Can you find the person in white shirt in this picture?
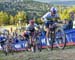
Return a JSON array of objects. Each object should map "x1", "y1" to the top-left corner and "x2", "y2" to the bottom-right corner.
[{"x1": 41, "y1": 7, "x2": 60, "y2": 50}]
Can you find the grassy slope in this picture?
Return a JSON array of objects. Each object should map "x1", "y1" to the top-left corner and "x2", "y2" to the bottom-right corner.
[{"x1": 0, "y1": 46, "x2": 75, "y2": 60}]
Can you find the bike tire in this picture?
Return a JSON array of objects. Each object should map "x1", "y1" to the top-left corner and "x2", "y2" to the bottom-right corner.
[
  {"x1": 50, "y1": 30, "x2": 55, "y2": 50},
  {"x1": 55, "y1": 27, "x2": 66, "y2": 49}
]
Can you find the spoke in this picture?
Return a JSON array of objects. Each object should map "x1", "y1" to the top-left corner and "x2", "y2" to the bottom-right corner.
[{"x1": 55, "y1": 28, "x2": 66, "y2": 49}]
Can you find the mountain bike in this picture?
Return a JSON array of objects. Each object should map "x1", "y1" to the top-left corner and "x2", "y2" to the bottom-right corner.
[{"x1": 47, "y1": 21, "x2": 66, "y2": 50}]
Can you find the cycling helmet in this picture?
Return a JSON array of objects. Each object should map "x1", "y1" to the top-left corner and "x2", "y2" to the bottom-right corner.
[
  {"x1": 50, "y1": 7, "x2": 57, "y2": 14},
  {"x1": 29, "y1": 20, "x2": 34, "y2": 25}
]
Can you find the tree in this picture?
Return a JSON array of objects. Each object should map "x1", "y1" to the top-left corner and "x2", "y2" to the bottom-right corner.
[
  {"x1": 14, "y1": 11, "x2": 27, "y2": 25},
  {"x1": 0, "y1": 11, "x2": 9, "y2": 25},
  {"x1": 59, "y1": 8, "x2": 70, "y2": 20},
  {"x1": 36, "y1": 18, "x2": 43, "y2": 24},
  {"x1": 9, "y1": 15, "x2": 15, "y2": 25}
]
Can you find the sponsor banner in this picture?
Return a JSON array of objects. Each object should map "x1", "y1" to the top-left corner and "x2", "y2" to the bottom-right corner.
[{"x1": 0, "y1": 29, "x2": 75, "y2": 51}]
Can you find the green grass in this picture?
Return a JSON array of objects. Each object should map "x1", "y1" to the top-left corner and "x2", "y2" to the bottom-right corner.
[
  {"x1": 0, "y1": 46, "x2": 75, "y2": 60},
  {"x1": 0, "y1": 50, "x2": 50, "y2": 60}
]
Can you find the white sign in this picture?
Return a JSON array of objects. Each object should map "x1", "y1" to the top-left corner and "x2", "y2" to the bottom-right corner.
[{"x1": 15, "y1": 44, "x2": 21, "y2": 48}]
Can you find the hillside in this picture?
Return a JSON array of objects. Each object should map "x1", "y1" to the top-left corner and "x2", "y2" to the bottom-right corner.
[
  {"x1": 51, "y1": 1, "x2": 75, "y2": 6},
  {"x1": 34, "y1": 0, "x2": 75, "y2": 6},
  {"x1": 0, "y1": 0, "x2": 50, "y2": 17}
]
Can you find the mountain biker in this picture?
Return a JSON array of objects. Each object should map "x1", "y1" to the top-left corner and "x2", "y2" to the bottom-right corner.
[
  {"x1": 25, "y1": 20, "x2": 38, "y2": 52},
  {"x1": 41, "y1": 7, "x2": 60, "y2": 50}
]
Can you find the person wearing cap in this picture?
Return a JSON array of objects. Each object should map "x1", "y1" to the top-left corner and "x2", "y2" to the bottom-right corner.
[{"x1": 41, "y1": 7, "x2": 60, "y2": 50}]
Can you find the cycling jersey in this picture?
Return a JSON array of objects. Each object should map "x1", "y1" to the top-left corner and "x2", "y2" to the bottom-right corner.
[
  {"x1": 25, "y1": 23, "x2": 38, "y2": 37},
  {"x1": 42, "y1": 12, "x2": 59, "y2": 22},
  {"x1": 42, "y1": 12, "x2": 59, "y2": 28},
  {"x1": 26, "y1": 23, "x2": 38, "y2": 32}
]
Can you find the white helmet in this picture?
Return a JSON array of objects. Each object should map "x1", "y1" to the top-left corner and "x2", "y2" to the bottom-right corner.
[{"x1": 50, "y1": 7, "x2": 57, "y2": 14}]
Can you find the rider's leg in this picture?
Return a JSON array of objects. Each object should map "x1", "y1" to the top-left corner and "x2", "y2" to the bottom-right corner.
[
  {"x1": 29, "y1": 35, "x2": 34, "y2": 52},
  {"x1": 46, "y1": 28, "x2": 49, "y2": 40},
  {"x1": 24, "y1": 34, "x2": 29, "y2": 51},
  {"x1": 30, "y1": 32, "x2": 36, "y2": 52},
  {"x1": 9, "y1": 44, "x2": 14, "y2": 55},
  {"x1": 29, "y1": 36, "x2": 32, "y2": 49},
  {"x1": 45, "y1": 22, "x2": 50, "y2": 50},
  {"x1": 46, "y1": 28, "x2": 50, "y2": 50},
  {"x1": 4, "y1": 44, "x2": 8, "y2": 56}
]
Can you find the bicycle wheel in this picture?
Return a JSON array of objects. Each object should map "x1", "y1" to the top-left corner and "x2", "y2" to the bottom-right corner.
[
  {"x1": 36, "y1": 36, "x2": 42, "y2": 52},
  {"x1": 49, "y1": 30, "x2": 55, "y2": 50},
  {"x1": 3, "y1": 44, "x2": 8, "y2": 56},
  {"x1": 55, "y1": 27, "x2": 66, "y2": 49},
  {"x1": 31, "y1": 39, "x2": 36, "y2": 52}
]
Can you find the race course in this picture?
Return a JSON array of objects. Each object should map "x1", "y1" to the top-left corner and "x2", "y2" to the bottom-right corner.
[{"x1": 0, "y1": 46, "x2": 75, "y2": 60}]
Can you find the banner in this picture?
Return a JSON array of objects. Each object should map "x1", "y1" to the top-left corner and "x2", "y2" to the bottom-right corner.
[{"x1": 0, "y1": 29, "x2": 75, "y2": 51}]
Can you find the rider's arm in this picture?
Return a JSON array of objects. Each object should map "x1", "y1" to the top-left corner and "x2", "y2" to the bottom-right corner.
[
  {"x1": 34, "y1": 24, "x2": 39, "y2": 31},
  {"x1": 26, "y1": 24, "x2": 30, "y2": 32},
  {"x1": 41, "y1": 12, "x2": 50, "y2": 22}
]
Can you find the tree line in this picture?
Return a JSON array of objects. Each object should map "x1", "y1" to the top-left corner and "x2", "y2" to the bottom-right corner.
[{"x1": 0, "y1": 1, "x2": 75, "y2": 26}]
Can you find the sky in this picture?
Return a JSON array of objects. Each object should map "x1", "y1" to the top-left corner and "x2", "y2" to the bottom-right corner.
[{"x1": 34, "y1": 0, "x2": 75, "y2": 3}]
